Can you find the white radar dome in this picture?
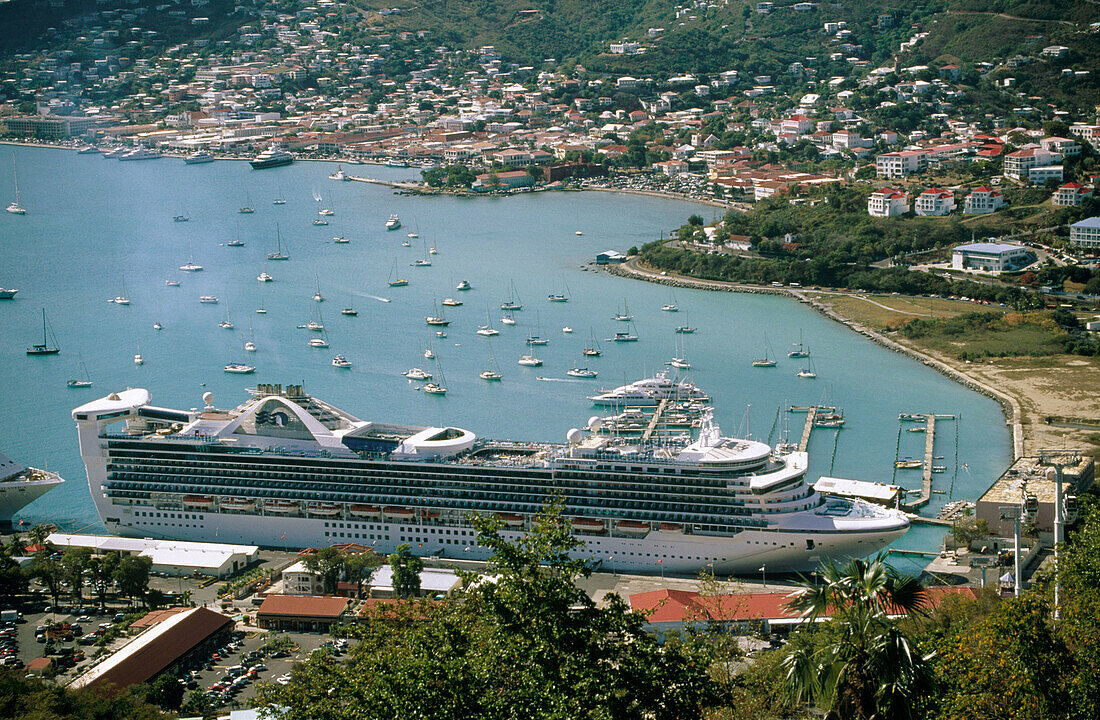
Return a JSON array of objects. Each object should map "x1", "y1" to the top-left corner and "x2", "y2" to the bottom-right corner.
[
  {"x1": 587, "y1": 416, "x2": 603, "y2": 431},
  {"x1": 202, "y1": 391, "x2": 214, "y2": 405},
  {"x1": 567, "y1": 428, "x2": 583, "y2": 444}
]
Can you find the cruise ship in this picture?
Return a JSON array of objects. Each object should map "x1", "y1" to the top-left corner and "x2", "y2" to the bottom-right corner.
[
  {"x1": 73, "y1": 384, "x2": 908, "y2": 575},
  {"x1": 250, "y1": 148, "x2": 294, "y2": 170},
  {"x1": 588, "y1": 371, "x2": 710, "y2": 407},
  {"x1": 0, "y1": 451, "x2": 64, "y2": 530}
]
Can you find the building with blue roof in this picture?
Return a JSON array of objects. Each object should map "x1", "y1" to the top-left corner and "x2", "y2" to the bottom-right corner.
[
  {"x1": 1069, "y1": 217, "x2": 1100, "y2": 250},
  {"x1": 952, "y1": 241, "x2": 1032, "y2": 273}
]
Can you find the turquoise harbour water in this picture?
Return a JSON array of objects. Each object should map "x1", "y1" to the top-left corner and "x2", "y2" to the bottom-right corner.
[{"x1": 0, "y1": 145, "x2": 1011, "y2": 574}]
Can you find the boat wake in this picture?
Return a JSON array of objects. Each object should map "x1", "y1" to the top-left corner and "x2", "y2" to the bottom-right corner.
[
  {"x1": 536, "y1": 376, "x2": 586, "y2": 383},
  {"x1": 354, "y1": 291, "x2": 391, "y2": 303}
]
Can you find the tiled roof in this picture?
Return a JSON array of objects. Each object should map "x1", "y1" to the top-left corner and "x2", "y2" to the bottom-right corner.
[{"x1": 256, "y1": 594, "x2": 349, "y2": 618}]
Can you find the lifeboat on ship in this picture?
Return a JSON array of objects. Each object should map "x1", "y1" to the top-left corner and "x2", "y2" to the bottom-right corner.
[
  {"x1": 421, "y1": 509, "x2": 441, "y2": 519},
  {"x1": 220, "y1": 497, "x2": 255, "y2": 512},
  {"x1": 349, "y1": 505, "x2": 382, "y2": 519},
  {"x1": 658, "y1": 523, "x2": 682, "y2": 532},
  {"x1": 183, "y1": 495, "x2": 215, "y2": 509},
  {"x1": 615, "y1": 520, "x2": 651, "y2": 535},
  {"x1": 383, "y1": 506, "x2": 415, "y2": 521},
  {"x1": 495, "y1": 513, "x2": 525, "y2": 528},
  {"x1": 307, "y1": 502, "x2": 342, "y2": 517},
  {"x1": 571, "y1": 517, "x2": 606, "y2": 533},
  {"x1": 263, "y1": 499, "x2": 300, "y2": 514}
]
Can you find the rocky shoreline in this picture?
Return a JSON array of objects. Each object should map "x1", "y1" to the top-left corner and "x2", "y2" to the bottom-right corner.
[{"x1": 610, "y1": 258, "x2": 1025, "y2": 459}]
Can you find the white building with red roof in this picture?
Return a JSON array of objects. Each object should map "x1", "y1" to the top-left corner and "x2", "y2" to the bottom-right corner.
[
  {"x1": 1003, "y1": 146, "x2": 1061, "y2": 183},
  {"x1": 867, "y1": 187, "x2": 909, "y2": 217},
  {"x1": 964, "y1": 186, "x2": 1006, "y2": 214},
  {"x1": 875, "y1": 150, "x2": 927, "y2": 178},
  {"x1": 780, "y1": 114, "x2": 814, "y2": 135},
  {"x1": 914, "y1": 188, "x2": 956, "y2": 216},
  {"x1": 1052, "y1": 182, "x2": 1094, "y2": 207}
]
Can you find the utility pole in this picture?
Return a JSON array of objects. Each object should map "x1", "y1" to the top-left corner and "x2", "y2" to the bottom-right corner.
[
  {"x1": 999, "y1": 506, "x2": 1022, "y2": 597},
  {"x1": 1038, "y1": 448, "x2": 1081, "y2": 621}
]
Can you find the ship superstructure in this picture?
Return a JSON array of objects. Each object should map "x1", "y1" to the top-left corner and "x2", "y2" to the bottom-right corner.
[{"x1": 73, "y1": 384, "x2": 908, "y2": 574}]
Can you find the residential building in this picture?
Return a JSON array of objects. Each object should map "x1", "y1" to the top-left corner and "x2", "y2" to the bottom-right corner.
[
  {"x1": 1003, "y1": 147, "x2": 1062, "y2": 182},
  {"x1": 1040, "y1": 137, "x2": 1080, "y2": 157},
  {"x1": 875, "y1": 150, "x2": 926, "y2": 178},
  {"x1": 867, "y1": 187, "x2": 909, "y2": 217},
  {"x1": 963, "y1": 186, "x2": 1006, "y2": 214},
  {"x1": 952, "y1": 242, "x2": 1031, "y2": 273},
  {"x1": 1052, "y1": 182, "x2": 1093, "y2": 207},
  {"x1": 1069, "y1": 217, "x2": 1100, "y2": 250},
  {"x1": 914, "y1": 188, "x2": 956, "y2": 216}
]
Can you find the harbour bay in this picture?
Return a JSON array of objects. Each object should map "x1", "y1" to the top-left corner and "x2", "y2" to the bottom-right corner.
[{"x1": 0, "y1": 145, "x2": 1011, "y2": 573}]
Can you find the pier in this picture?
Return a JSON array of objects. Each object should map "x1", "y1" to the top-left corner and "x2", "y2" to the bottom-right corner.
[
  {"x1": 798, "y1": 407, "x2": 817, "y2": 452},
  {"x1": 641, "y1": 399, "x2": 669, "y2": 442},
  {"x1": 900, "y1": 414, "x2": 956, "y2": 512}
]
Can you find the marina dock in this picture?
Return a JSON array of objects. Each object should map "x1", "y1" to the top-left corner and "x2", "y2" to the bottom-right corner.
[
  {"x1": 641, "y1": 399, "x2": 669, "y2": 442},
  {"x1": 900, "y1": 414, "x2": 955, "y2": 511},
  {"x1": 798, "y1": 407, "x2": 816, "y2": 451}
]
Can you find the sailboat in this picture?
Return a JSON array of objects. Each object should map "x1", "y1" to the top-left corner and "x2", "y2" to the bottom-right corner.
[
  {"x1": 238, "y1": 193, "x2": 255, "y2": 214},
  {"x1": 612, "y1": 299, "x2": 634, "y2": 321},
  {"x1": 788, "y1": 330, "x2": 810, "y2": 359},
  {"x1": 425, "y1": 299, "x2": 450, "y2": 327},
  {"x1": 318, "y1": 193, "x2": 334, "y2": 216},
  {"x1": 308, "y1": 314, "x2": 330, "y2": 348},
  {"x1": 582, "y1": 329, "x2": 602, "y2": 357},
  {"x1": 272, "y1": 187, "x2": 287, "y2": 205},
  {"x1": 244, "y1": 322, "x2": 257, "y2": 352},
  {"x1": 67, "y1": 354, "x2": 93, "y2": 388},
  {"x1": 752, "y1": 335, "x2": 777, "y2": 367},
  {"x1": 312, "y1": 279, "x2": 324, "y2": 303},
  {"x1": 388, "y1": 258, "x2": 409, "y2": 287},
  {"x1": 423, "y1": 334, "x2": 435, "y2": 359},
  {"x1": 668, "y1": 335, "x2": 691, "y2": 369},
  {"x1": 796, "y1": 356, "x2": 817, "y2": 379},
  {"x1": 500, "y1": 280, "x2": 522, "y2": 311},
  {"x1": 661, "y1": 291, "x2": 679, "y2": 312},
  {"x1": 547, "y1": 276, "x2": 569, "y2": 303},
  {"x1": 219, "y1": 302, "x2": 235, "y2": 329},
  {"x1": 477, "y1": 306, "x2": 500, "y2": 336},
  {"x1": 179, "y1": 241, "x2": 203, "y2": 272},
  {"x1": 526, "y1": 311, "x2": 548, "y2": 346},
  {"x1": 422, "y1": 362, "x2": 447, "y2": 394},
  {"x1": 26, "y1": 309, "x2": 60, "y2": 355},
  {"x1": 133, "y1": 337, "x2": 144, "y2": 365},
  {"x1": 6, "y1": 155, "x2": 26, "y2": 214},
  {"x1": 110, "y1": 276, "x2": 131, "y2": 305},
  {"x1": 153, "y1": 301, "x2": 162, "y2": 330},
  {"x1": 607, "y1": 322, "x2": 639, "y2": 342},
  {"x1": 267, "y1": 224, "x2": 290, "y2": 260},
  {"x1": 479, "y1": 341, "x2": 503, "y2": 381},
  {"x1": 567, "y1": 353, "x2": 598, "y2": 378},
  {"x1": 674, "y1": 311, "x2": 696, "y2": 334},
  {"x1": 411, "y1": 240, "x2": 432, "y2": 267},
  {"x1": 500, "y1": 312, "x2": 516, "y2": 326}
]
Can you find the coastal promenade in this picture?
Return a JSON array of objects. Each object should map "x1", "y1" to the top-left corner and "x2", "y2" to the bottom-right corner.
[{"x1": 610, "y1": 258, "x2": 1025, "y2": 460}]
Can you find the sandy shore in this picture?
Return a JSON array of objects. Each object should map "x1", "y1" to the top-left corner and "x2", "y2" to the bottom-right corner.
[{"x1": 608, "y1": 258, "x2": 1045, "y2": 459}]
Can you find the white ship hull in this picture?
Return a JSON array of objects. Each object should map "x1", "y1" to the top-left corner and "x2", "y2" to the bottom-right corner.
[
  {"x1": 0, "y1": 470, "x2": 64, "y2": 529},
  {"x1": 91, "y1": 501, "x2": 903, "y2": 574}
]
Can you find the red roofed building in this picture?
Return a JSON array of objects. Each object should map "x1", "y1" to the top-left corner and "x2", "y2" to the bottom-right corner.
[
  {"x1": 868, "y1": 187, "x2": 909, "y2": 217},
  {"x1": 780, "y1": 115, "x2": 814, "y2": 135},
  {"x1": 876, "y1": 150, "x2": 927, "y2": 178},
  {"x1": 1052, "y1": 182, "x2": 1094, "y2": 207},
  {"x1": 914, "y1": 187, "x2": 957, "y2": 216},
  {"x1": 256, "y1": 594, "x2": 350, "y2": 632},
  {"x1": 630, "y1": 586, "x2": 980, "y2": 636},
  {"x1": 964, "y1": 186, "x2": 1006, "y2": 214}
]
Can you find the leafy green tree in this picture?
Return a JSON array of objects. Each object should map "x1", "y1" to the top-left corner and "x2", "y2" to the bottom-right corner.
[
  {"x1": 30, "y1": 554, "x2": 65, "y2": 610},
  {"x1": 89, "y1": 552, "x2": 119, "y2": 612},
  {"x1": 0, "y1": 555, "x2": 27, "y2": 605},
  {"x1": 27, "y1": 523, "x2": 51, "y2": 548},
  {"x1": 344, "y1": 551, "x2": 382, "y2": 598},
  {"x1": 0, "y1": 670, "x2": 167, "y2": 719},
  {"x1": 257, "y1": 503, "x2": 714, "y2": 719},
  {"x1": 61, "y1": 547, "x2": 94, "y2": 602},
  {"x1": 134, "y1": 673, "x2": 185, "y2": 711},
  {"x1": 782, "y1": 554, "x2": 931, "y2": 719},
  {"x1": 114, "y1": 555, "x2": 152, "y2": 606},
  {"x1": 387, "y1": 543, "x2": 422, "y2": 599},
  {"x1": 303, "y1": 547, "x2": 347, "y2": 595},
  {"x1": 934, "y1": 593, "x2": 1074, "y2": 720}
]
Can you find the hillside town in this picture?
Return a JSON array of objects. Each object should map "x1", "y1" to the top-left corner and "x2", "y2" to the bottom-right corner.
[{"x1": 4, "y1": 2, "x2": 1100, "y2": 720}]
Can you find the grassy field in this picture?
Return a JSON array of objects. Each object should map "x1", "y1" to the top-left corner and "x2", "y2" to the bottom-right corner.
[{"x1": 806, "y1": 291, "x2": 1100, "y2": 456}]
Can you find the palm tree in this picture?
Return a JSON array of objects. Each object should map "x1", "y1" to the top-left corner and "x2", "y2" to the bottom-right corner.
[{"x1": 781, "y1": 553, "x2": 932, "y2": 720}]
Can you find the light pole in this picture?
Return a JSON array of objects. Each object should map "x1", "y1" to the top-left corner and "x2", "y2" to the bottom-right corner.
[
  {"x1": 999, "y1": 506, "x2": 1022, "y2": 597},
  {"x1": 1038, "y1": 448, "x2": 1080, "y2": 621},
  {"x1": 760, "y1": 563, "x2": 766, "y2": 589}
]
